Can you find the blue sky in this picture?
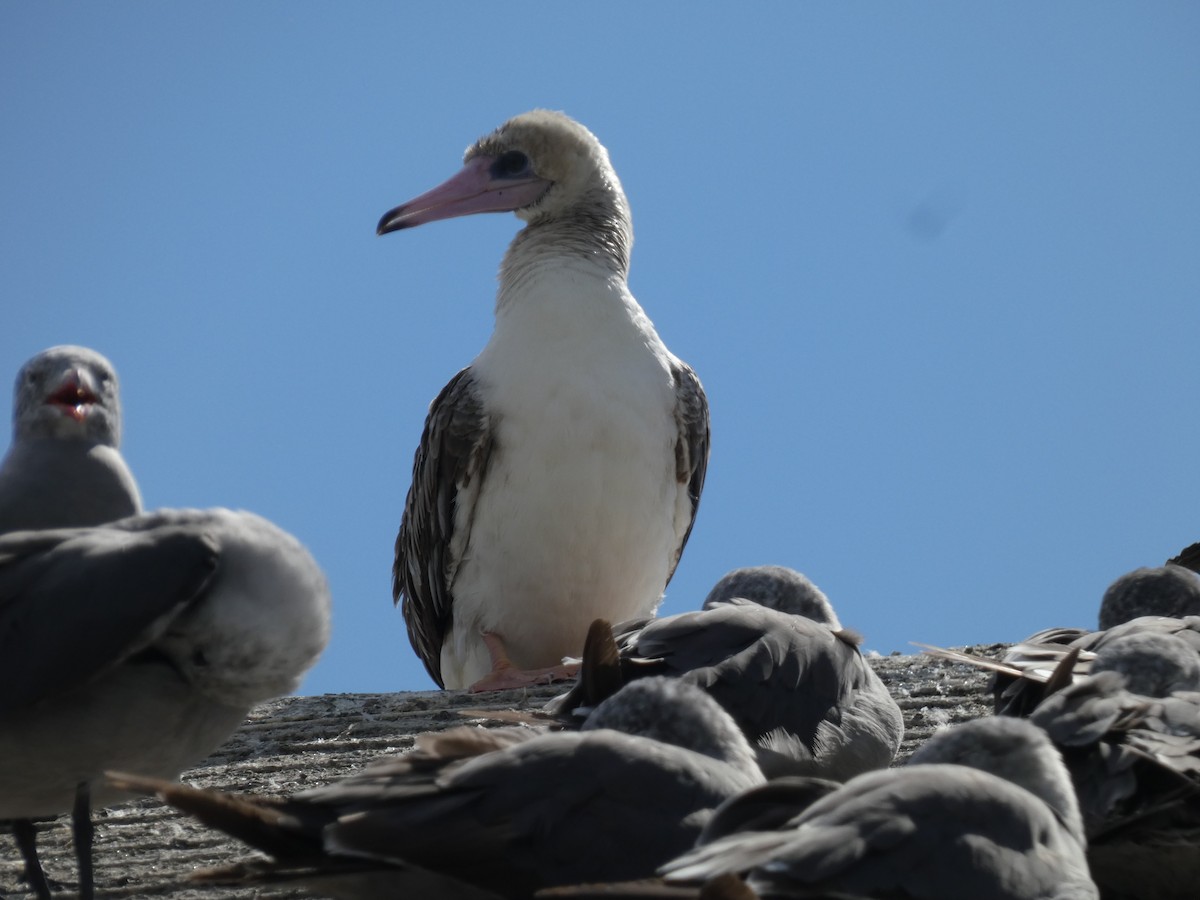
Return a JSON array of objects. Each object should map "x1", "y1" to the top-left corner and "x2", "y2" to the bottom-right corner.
[{"x1": 3, "y1": 4, "x2": 1198, "y2": 694}]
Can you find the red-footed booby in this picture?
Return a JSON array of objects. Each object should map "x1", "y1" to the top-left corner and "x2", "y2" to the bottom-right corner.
[{"x1": 379, "y1": 110, "x2": 709, "y2": 691}]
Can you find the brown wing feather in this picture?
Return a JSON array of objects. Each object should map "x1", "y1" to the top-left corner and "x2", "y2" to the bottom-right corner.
[
  {"x1": 1168, "y1": 542, "x2": 1200, "y2": 574},
  {"x1": 668, "y1": 360, "x2": 709, "y2": 583},
  {"x1": 394, "y1": 368, "x2": 493, "y2": 688}
]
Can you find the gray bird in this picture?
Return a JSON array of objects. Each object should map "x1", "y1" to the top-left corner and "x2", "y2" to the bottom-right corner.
[
  {"x1": 548, "y1": 566, "x2": 903, "y2": 781},
  {"x1": 922, "y1": 563, "x2": 1200, "y2": 716},
  {"x1": 985, "y1": 612, "x2": 1200, "y2": 717},
  {"x1": 1098, "y1": 564, "x2": 1200, "y2": 631},
  {"x1": 0, "y1": 508, "x2": 331, "y2": 899},
  {"x1": 1086, "y1": 629, "x2": 1200, "y2": 697},
  {"x1": 0, "y1": 345, "x2": 141, "y2": 534},
  {"x1": 1028, "y1": 631, "x2": 1200, "y2": 900},
  {"x1": 382, "y1": 110, "x2": 709, "y2": 692},
  {"x1": 2, "y1": 344, "x2": 146, "y2": 895},
  {"x1": 113, "y1": 677, "x2": 762, "y2": 899},
  {"x1": 660, "y1": 716, "x2": 1097, "y2": 900}
]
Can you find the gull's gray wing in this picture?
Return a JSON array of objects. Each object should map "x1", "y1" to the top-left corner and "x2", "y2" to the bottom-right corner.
[
  {"x1": 638, "y1": 603, "x2": 900, "y2": 778},
  {"x1": 631, "y1": 604, "x2": 860, "y2": 742},
  {"x1": 665, "y1": 765, "x2": 1097, "y2": 899},
  {"x1": 1029, "y1": 672, "x2": 1200, "y2": 898},
  {"x1": 0, "y1": 522, "x2": 218, "y2": 714},
  {"x1": 324, "y1": 729, "x2": 752, "y2": 893},
  {"x1": 123, "y1": 728, "x2": 755, "y2": 897},
  {"x1": 550, "y1": 603, "x2": 900, "y2": 780},
  {"x1": 393, "y1": 368, "x2": 493, "y2": 688},
  {"x1": 696, "y1": 776, "x2": 843, "y2": 845}
]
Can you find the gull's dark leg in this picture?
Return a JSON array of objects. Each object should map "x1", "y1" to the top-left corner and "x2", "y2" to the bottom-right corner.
[
  {"x1": 71, "y1": 782, "x2": 95, "y2": 900},
  {"x1": 12, "y1": 819, "x2": 53, "y2": 900}
]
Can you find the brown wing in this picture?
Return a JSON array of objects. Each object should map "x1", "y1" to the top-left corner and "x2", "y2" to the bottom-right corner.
[
  {"x1": 1168, "y1": 542, "x2": 1200, "y2": 574},
  {"x1": 393, "y1": 368, "x2": 494, "y2": 688},
  {"x1": 668, "y1": 359, "x2": 710, "y2": 583}
]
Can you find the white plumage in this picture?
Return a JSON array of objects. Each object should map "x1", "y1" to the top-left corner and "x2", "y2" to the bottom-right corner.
[{"x1": 382, "y1": 110, "x2": 708, "y2": 691}]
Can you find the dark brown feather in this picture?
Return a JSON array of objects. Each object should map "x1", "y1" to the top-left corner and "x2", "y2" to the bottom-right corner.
[
  {"x1": 668, "y1": 360, "x2": 709, "y2": 583},
  {"x1": 393, "y1": 368, "x2": 493, "y2": 687}
]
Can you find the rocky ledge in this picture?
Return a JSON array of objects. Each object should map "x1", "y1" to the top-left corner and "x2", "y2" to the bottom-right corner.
[{"x1": 0, "y1": 648, "x2": 998, "y2": 899}]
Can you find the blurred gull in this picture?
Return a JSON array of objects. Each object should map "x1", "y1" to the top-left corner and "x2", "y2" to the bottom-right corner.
[
  {"x1": 0, "y1": 346, "x2": 141, "y2": 534},
  {"x1": 112, "y1": 678, "x2": 762, "y2": 898},
  {"x1": 381, "y1": 110, "x2": 709, "y2": 692},
  {"x1": 0, "y1": 509, "x2": 331, "y2": 899},
  {"x1": 2, "y1": 344, "x2": 145, "y2": 895},
  {"x1": 0, "y1": 345, "x2": 332, "y2": 898},
  {"x1": 549, "y1": 565, "x2": 903, "y2": 781}
]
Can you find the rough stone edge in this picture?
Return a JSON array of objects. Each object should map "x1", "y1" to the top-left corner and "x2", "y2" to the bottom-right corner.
[{"x1": 1, "y1": 647, "x2": 1000, "y2": 899}]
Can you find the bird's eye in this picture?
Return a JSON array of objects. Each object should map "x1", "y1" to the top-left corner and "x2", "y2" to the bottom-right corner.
[{"x1": 492, "y1": 150, "x2": 530, "y2": 178}]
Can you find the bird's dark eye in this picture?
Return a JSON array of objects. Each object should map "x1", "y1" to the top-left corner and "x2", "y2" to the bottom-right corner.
[{"x1": 492, "y1": 150, "x2": 530, "y2": 178}]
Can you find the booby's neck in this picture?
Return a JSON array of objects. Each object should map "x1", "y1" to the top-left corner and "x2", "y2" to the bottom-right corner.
[
  {"x1": 479, "y1": 206, "x2": 667, "y2": 394},
  {"x1": 496, "y1": 186, "x2": 633, "y2": 315}
]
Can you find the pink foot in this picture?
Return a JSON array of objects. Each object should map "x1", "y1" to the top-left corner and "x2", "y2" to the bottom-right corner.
[
  {"x1": 467, "y1": 632, "x2": 581, "y2": 693},
  {"x1": 468, "y1": 661, "x2": 581, "y2": 693}
]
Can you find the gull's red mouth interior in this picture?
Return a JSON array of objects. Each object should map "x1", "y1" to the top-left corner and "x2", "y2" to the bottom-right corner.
[{"x1": 46, "y1": 378, "x2": 99, "y2": 422}]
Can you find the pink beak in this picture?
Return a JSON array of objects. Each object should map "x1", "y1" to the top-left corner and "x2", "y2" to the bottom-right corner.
[{"x1": 377, "y1": 155, "x2": 551, "y2": 234}]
